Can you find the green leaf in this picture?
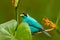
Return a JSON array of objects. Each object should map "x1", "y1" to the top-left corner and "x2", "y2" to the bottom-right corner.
[
  {"x1": 0, "y1": 19, "x2": 17, "y2": 40},
  {"x1": 0, "y1": 20, "x2": 32, "y2": 40},
  {"x1": 14, "y1": 0, "x2": 19, "y2": 7},
  {"x1": 0, "y1": 19, "x2": 17, "y2": 34},
  {"x1": 15, "y1": 22, "x2": 32, "y2": 40}
]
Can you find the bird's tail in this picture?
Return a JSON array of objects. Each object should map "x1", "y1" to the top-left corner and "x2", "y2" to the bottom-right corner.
[{"x1": 42, "y1": 31, "x2": 51, "y2": 37}]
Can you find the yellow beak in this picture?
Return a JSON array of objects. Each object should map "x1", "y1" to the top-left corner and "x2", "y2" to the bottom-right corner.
[{"x1": 20, "y1": 14, "x2": 24, "y2": 16}]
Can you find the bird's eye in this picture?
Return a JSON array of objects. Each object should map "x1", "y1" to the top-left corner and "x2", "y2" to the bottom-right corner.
[
  {"x1": 22, "y1": 13, "x2": 27, "y2": 17},
  {"x1": 23, "y1": 13, "x2": 25, "y2": 14}
]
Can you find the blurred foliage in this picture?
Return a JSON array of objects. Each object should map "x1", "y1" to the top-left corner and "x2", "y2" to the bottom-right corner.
[
  {"x1": 0, "y1": 0, "x2": 60, "y2": 40},
  {"x1": 0, "y1": 20, "x2": 17, "y2": 40},
  {"x1": 16, "y1": 22, "x2": 31, "y2": 40},
  {"x1": 0, "y1": 20, "x2": 31, "y2": 40},
  {"x1": 0, "y1": 0, "x2": 14, "y2": 24}
]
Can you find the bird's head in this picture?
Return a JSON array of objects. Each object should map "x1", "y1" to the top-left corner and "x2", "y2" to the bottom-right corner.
[{"x1": 20, "y1": 12, "x2": 28, "y2": 17}]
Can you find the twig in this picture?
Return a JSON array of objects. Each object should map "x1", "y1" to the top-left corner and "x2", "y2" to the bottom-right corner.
[{"x1": 34, "y1": 28, "x2": 54, "y2": 34}]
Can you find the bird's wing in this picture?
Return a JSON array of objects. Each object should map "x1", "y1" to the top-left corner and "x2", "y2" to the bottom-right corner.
[{"x1": 27, "y1": 17, "x2": 43, "y2": 29}]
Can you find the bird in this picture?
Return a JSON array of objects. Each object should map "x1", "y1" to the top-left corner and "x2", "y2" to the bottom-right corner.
[{"x1": 20, "y1": 12, "x2": 51, "y2": 37}]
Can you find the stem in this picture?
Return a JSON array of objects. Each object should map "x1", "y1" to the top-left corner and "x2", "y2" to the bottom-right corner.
[
  {"x1": 56, "y1": 13, "x2": 60, "y2": 29},
  {"x1": 13, "y1": 0, "x2": 20, "y2": 35}
]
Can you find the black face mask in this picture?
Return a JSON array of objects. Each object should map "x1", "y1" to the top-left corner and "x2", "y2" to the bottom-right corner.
[{"x1": 23, "y1": 13, "x2": 27, "y2": 17}]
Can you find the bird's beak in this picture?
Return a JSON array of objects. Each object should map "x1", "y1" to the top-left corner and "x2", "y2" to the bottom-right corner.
[{"x1": 20, "y1": 14, "x2": 24, "y2": 16}]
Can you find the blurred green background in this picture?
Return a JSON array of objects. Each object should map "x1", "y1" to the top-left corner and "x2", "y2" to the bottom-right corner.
[
  {"x1": 0, "y1": 0, "x2": 60, "y2": 40},
  {"x1": 0, "y1": 0, "x2": 14, "y2": 24}
]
